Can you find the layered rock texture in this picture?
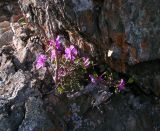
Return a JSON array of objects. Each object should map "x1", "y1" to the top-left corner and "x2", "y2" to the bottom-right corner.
[
  {"x1": 0, "y1": 0, "x2": 160, "y2": 131},
  {"x1": 18, "y1": 0, "x2": 160, "y2": 95},
  {"x1": 0, "y1": 0, "x2": 22, "y2": 47}
]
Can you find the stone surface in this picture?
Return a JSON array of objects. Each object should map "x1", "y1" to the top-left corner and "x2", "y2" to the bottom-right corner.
[
  {"x1": 42, "y1": 85, "x2": 160, "y2": 131},
  {"x1": 19, "y1": 97, "x2": 54, "y2": 131},
  {"x1": 0, "y1": 0, "x2": 22, "y2": 47},
  {"x1": 18, "y1": 0, "x2": 160, "y2": 68},
  {"x1": 0, "y1": 70, "x2": 54, "y2": 130},
  {"x1": 0, "y1": 0, "x2": 21, "y2": 21},
  {"x1": 0, "y1": 1, "x2": 160, "y2": 131},
  {"x1": 0, "y1": 30, "x2": 14, "y2": 47},
  {"x1": 0, "y1": 24, "x2": 55, "y2": 130}
]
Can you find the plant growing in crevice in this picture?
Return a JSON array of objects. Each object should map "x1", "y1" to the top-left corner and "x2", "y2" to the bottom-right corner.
[
  {"x1": 23, "y1": 1, "x2": 126, "y2": 96},
  {"x1": 35, "y1": 35, "x2": 126, "y2": 95},
  {"x1": 36, "y1": 35, "x2": 91, "y2": 93}
]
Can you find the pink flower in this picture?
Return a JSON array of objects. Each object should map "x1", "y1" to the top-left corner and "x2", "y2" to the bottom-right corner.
[
  {"x1": 83, "y1": 57, "x2": 90, "y2": 67},
  {"x1": 65, "y1": 45, "x2": 78, "y2": 61},
  {"x1": 118, "y1": 79, "x2": 125, "y2": 91},
  {"x1": 48, "y1": 36, "x2": 61, "y2": 49},
  {"x1": 36, "y1": 54, "x2": 47, "y2": 69}
]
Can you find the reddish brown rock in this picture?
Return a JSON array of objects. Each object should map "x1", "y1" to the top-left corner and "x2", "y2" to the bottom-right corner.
[{"x1": 18, "y1": 0, "x2": 160, "y2": 95}]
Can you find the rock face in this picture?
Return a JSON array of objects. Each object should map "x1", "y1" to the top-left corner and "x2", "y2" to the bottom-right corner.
[
  {"x1": 18, "y1": 0, "x2": 160, "y2": 95},
  {"x1": 0, "y1": 70, "x2": 54, "y2": 130},
  {"x1": 0, "y1": 0, "x2": 22, "y2": 47},
  {"x1": 0, "y1": 24, "x2": 54, "y2": 130},
  {"x1": 0, "y1": 1, "x2": 57, "y2": 129},
  {"x1": 0, "y1": 0, "x2": 21, "y2": 22},
  {"x1": 0, "y1": 0, "x2": 160, "y2": 131}
]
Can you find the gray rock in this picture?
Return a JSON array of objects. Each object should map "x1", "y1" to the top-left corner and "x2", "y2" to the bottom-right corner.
[
  {"x1": 0, "y1": 30, "x2": 14, "y2": 48},
  {"x1": 0, "y1": 69, "x2": 54, "y2": 130},
  {"x1": 0, "y1": 45, "x2": 15, "y2": 76},
  {"x1": 19, "y1": 97, "x2": 54, "y2": 131},
  {"x1": 0, "y1": 4, "x2": 55, "y2": 129}
]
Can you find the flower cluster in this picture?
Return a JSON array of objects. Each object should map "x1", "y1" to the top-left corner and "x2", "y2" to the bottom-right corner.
[
  {"x1": 36, "y1": 35, "x2": 125, "y2": 93},
  {"x1": 36, "y1": 36, "x2": 83, "y2": 68},
  {"x1": 36, "y1": 35, "x2": 92, "y2": 91}
]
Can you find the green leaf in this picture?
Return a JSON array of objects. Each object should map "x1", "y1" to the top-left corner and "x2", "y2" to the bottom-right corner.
[
  {"x1": 57, "y1": 86, "x2": 64, "y2": 94},
  {"x1": 18, "y1": 17, "x2": 27, "y2": 25},
  {"x1": 127, "y1": 77, "x2": 134, "y2": 84}
]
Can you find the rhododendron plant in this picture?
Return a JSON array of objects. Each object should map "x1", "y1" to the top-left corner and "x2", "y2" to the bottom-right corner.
[{"x1": 36, "y1": 35, "x2": 126, "y2": 94}]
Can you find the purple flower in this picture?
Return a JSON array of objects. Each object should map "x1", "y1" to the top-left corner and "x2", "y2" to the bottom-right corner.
[
  {"x1": 55, "y1": 35, "x2": 61, "y2": 49},
  {"x1": 83, "y1": 57, "x2": 90, "y2": 67},
  {"x1": 49, "y1": 40, "x2": 54, "y2": 46},
  {"x1": 51, "y1": 50, "x2": 56, "y2": 60},
  {"x1": 65, "y1": 45, "x2": 78, "y2": 61},
  {"x1": 118, "y1": 79, "x2": 125, "y2": 91},
  {"x1": 36, "y1": 54, "x2": 47, "y2": 69},
  {"x1": 48, "y1": 36, "x2": 61, "y2": 49},
  {"x1": 89, "y1": 74, "x2": 103, "y2": 83},
  {"x1": 89, "y1": 75, "x2": 96, "y2": 83}
]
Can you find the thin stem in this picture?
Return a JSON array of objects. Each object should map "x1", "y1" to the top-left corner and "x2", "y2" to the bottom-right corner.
[
  {"x1": 54, "y1": 48, "x2": 59, "y2": 86},
  {"x1": 46, "y1": 1, "x2": 59, "y2": 86}
]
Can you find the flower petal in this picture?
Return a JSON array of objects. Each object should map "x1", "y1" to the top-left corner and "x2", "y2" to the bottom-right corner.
[
  {"x1": 49, "y1": 40, "x2": 54, "y2": 46},
  {"x1": 89, "y1": 75, "x2": 96, "y2": 83},
  {"x1": 36, "y1": 54, "x2": 47, "y2": 69},
  {"x1": 118, "y1": 79, "x2": 125, "y2": 91},
  {"x1": 51, "y1": 50, "x2": 56, "y2": 60}
]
